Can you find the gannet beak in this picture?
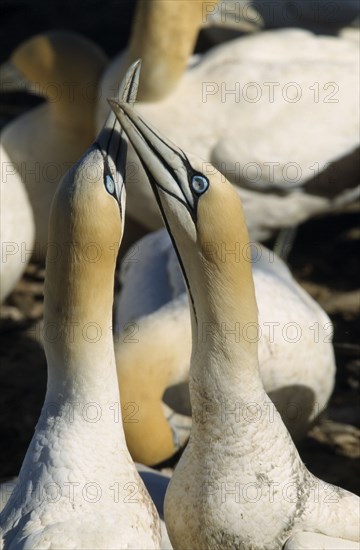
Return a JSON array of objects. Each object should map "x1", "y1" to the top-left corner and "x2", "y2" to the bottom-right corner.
[
  {"x1": 107, "y1": 100, "x2": 200, "y2": 223},
  {"x1": 108, "y1": 99, "x2": 207, "y2": 322},
  {"x1": 95, "y1": 60, "x2": 141, "y2": 214}
]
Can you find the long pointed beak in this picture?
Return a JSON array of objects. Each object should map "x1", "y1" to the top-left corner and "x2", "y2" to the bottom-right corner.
[
  {"x1": 107, "y1": 100, "x2": 198, "y2": 220},
  {"x1": 96, "y1": 61, "x2": 141, "y2": 206}
]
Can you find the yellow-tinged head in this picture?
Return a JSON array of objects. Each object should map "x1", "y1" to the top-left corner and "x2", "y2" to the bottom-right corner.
[
  {"x1": 45, "y1": 140, "x2": 124, "y2": 325},
  {"x1": 109, "y1": 100, "x2": 259, "y2": 361},
  {"x1": 10, "y1": 31, "x2": 107, "y2": 105}
]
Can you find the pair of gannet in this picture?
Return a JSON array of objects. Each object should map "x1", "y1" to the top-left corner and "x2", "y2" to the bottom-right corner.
[
  {"x1": 0, "y1": 63, "x2": 164, "y2": 549},
  {"x1": 0, "y1": 31, "x2": 108, "y2": 274},
  {"x1": 110, "y1": 99, "x2": 360, "y2": 550},
  {"x1": 114, "y1": 228, "x2": 336, "y2": 465},
  {"x1": 98, "y1": 1, "x2": 359, "y2": 238}
]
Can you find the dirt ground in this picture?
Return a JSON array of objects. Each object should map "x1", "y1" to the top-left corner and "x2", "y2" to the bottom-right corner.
[{"x1": 1, "y1": 208, "x2": 359, "y2": 494}]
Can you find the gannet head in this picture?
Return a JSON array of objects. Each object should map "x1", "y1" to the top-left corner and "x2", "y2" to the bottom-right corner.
[
  {"x1": 51, "y1": 62, "x2": 139, "y2": 240},
  {"x1": 8, "y1": 30, "x2": 107, "y2": 101},
  {"x1": 109, "y1": 100, "x2": 259, "y2": 360}
]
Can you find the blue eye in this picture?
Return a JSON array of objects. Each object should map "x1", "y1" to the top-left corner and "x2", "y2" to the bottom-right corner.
[
  {"x1": 105, "y1": 175, "x2": 115, "y2": 194},
  {"x1": 191, "y1": 175, "x2": 209, "y2": 195}
]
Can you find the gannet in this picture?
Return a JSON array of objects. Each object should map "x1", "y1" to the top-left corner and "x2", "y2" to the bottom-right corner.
[
  {"x1": 1, "y1": 31, "x2": 108, "y2": 262},
  {"x1": 109, "y1": 100, "x2": 360, "y2": 550},
  {"x1": 102, "y1": 24, "x2": 359, "y2": 240},
  {"x1": 0, "y1": 62, "x2": 161, "y2": 550},
  {"x1": 113, "y1": 226, "x2": 335, "y2": 464}
]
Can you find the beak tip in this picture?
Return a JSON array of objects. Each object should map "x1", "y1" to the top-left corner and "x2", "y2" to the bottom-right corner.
[
  {"x1": 107, "y1": 59, "x2": 142, "y2": 116},
  {"x1": 118, "y1": 58, "x2": 142, "y2": 104}
]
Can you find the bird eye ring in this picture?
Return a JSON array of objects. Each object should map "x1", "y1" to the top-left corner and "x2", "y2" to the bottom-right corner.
[
  {"x1": 191, "y1": 175, "x2": 209, "y2": 195},
  {"x1": 105, "y1": 175, "x2": 115, "y2": 195}
]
